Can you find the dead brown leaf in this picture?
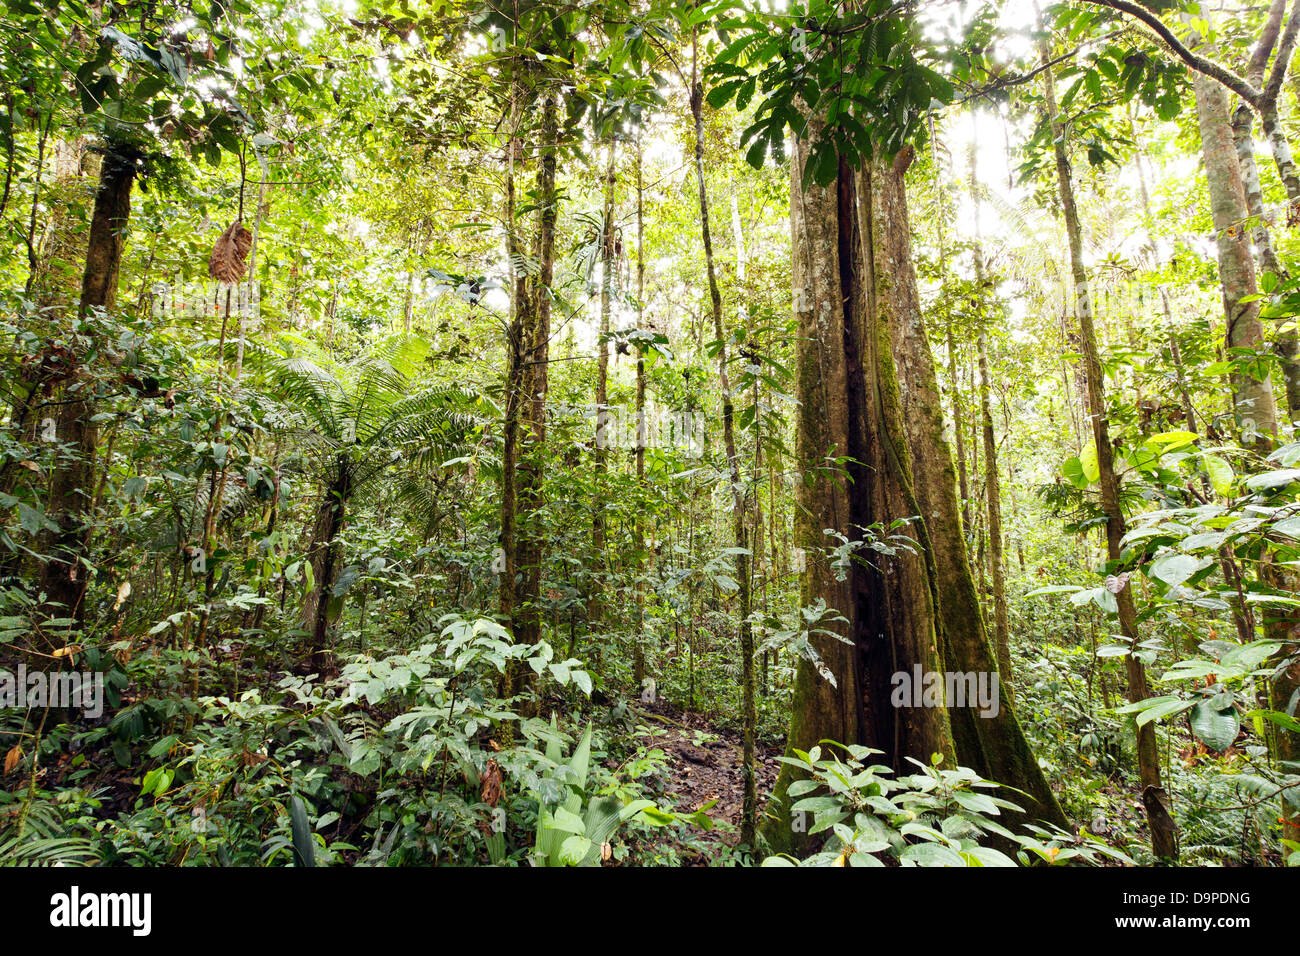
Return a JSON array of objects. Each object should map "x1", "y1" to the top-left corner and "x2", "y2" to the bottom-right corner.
[
  {"x1": 209, "y1": 220, "x2": 253, "y2": 283},
  {"x1": 480, "y1": 758, "x2": 502, "y2": 807}
]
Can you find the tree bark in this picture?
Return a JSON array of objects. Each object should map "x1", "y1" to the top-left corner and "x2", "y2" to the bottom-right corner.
[
  {"x1": 38, "y1": 142, "x2": 136, "y2": 632},
  {"x1": 874, "y1": 147, "x2": 1065, "y2": 829},
  {"x1": 513, "y1": 92, "x2": 558, "y2": 656},
  {"x1": 302, "y1": 458, "x2": 350, "y2": 674},
  {"x1": 1194, "y1": 72, "x2": 1281, "y2": 447},
  {"x1": 765, "y1": 118, "x2": 955, "y2": 851}
]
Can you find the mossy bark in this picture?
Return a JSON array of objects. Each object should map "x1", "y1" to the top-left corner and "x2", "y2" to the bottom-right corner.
[
  {"x1": 764, "y1": 124, "x2": 953, "y2": 854},
  {"x1": 872, "y1": 152, "x2": 1067, "y2": 829}
]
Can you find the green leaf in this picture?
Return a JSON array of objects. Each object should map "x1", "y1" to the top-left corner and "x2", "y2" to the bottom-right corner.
[
  {"x1": 1062, "y1": 456, "x2": 1088, "y2": 489},
  {"x1": 1202, "y1": 454, "x2": 1235, "y2": 496},
  {"x1": 1246, "y1": 468, "x2": 1300, "y2": 490},
  {"x1": 558, "y1": 834, "x2": 593, "y2": 865},
  {"x1": 1149, "y1": 553, "x2": 1209, "y2": 587},
  {"x1": 1189, "y1": 701, "x2": 1238, "y2": 751},
  {"x1": 550, "y1": 805, "x2": 587, "y2": 835},
  {"x1": 290, "y1": 795, "x2": 316, "y2": 867},
  {"x1": 1079, "y1": 442, "x2": 1100, "y2": 483},
  {"x1": 17, "y1": 503, "x2": 41, "y2": 535}
]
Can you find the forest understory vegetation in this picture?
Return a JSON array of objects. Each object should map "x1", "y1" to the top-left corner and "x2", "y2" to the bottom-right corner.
[{"x1": 0, "y1": 0, "x2": 1298, "y2": 870}]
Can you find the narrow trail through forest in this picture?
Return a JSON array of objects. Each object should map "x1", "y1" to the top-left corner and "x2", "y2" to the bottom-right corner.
[{"x1": 633, "y1": 703, "x2": 781, "y2": 857}]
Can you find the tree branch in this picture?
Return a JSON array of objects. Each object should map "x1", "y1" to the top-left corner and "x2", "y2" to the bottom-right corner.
[
  {"x1": 1076, "y1": 0, "x2": 1263, "y2": 106},
  {"x1": 1263, "y1": 0, "x2": 1300, "y2": 106},
  {"x1": 1246, "y1": 0, "x2": 1287, "y2": 85}
]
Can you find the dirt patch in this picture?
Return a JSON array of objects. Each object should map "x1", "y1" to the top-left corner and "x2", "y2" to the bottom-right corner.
[{"x1": 634, "y1": 703, "x2": 781, "y2": 862}]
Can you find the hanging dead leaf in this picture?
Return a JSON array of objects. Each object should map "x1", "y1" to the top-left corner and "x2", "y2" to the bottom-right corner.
[
  {"x1": 480, "y1": 758, "x2": 502, "y2": 808},
  {"x1": 113, "y1": 579, "x2": 132, "y2": 612},
  {"x1": 600, "y1": 841, "x2": 612, "y2": 862},
  {"x1": 51, "y1": 644, "x2": 81, "y2": 660},
  {"x1": 208, "y1": 220, "x2": 253, "y2": 283},
  {"x1": 4, "y1": 744, "x2": 21, "y2": 775}
]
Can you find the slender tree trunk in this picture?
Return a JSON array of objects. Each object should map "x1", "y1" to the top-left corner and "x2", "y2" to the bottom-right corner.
[
  {"x1": 633, "y1": 133, "x2": 649, "y2": 686},
  {"x1": 499, "y1": 108, "x2": 523, "y2": 637},
  {"x1": 946, "y1": 325, "x2": 971, "y2": 534},
  {"x1": 1261, "y1": 105, "x2": 1300, "y2": 211},
  {"x1": 1042, "y1": 43, "x2": 1178, "y2": 861},
  {"x1": 594, "y1": 142, "x2": 615, "y2": 655},
  {"x1": 38, "y1": 142, "x2": 136, "y2": 633},
  {"x1": 1193, "y1": 72, "x2": 1280, "y2": 448},
  {"x1": 690, "y1": 32, "x2": 756, "y2": 845},
  {"x1": 1231, "y1": 7, "x2": 1300, "y2": 423},
  {"x1": 514, "y1": 92, "x2": 559, "y2": 659},
  {"x1": 976, "y1": 326, "x2": 1013, "y2": 685},
  {"x1": 969, "y1": 137, "x2": 1013, "y2": 691},
  {"x1": 303, "y1": 460, "x2": 350, "y2": 674},
  {"x1": 1130, "y1": 129, "x2": 1201, "y2": 433}
]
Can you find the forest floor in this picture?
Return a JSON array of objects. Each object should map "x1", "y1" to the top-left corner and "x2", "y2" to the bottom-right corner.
[{"x1": 632, "y1": 701, "x2": 782, "y2": 862}]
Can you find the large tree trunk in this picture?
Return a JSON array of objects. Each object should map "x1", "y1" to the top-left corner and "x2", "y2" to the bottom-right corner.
[
  {"x1": 765, "y1": 123, "x2": 953, "y2": 852},
  {"x1": 37, "y1": 142, "x2": 136, "y2": 633},
  {"x1": 875, "y1": 150, "x2": 1066, "y2": 829},
  {"x1": 1043, "y1": 47, "x2": 1178, "y2": 861}
]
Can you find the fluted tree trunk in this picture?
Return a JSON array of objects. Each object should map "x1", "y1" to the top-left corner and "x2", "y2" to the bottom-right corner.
[
  {"x1": 873, "y1": 146, "x2": 1066, "y2": 830},
  {"x1": 764, "y1": 118, "x2": 955, "y2": 852}
]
